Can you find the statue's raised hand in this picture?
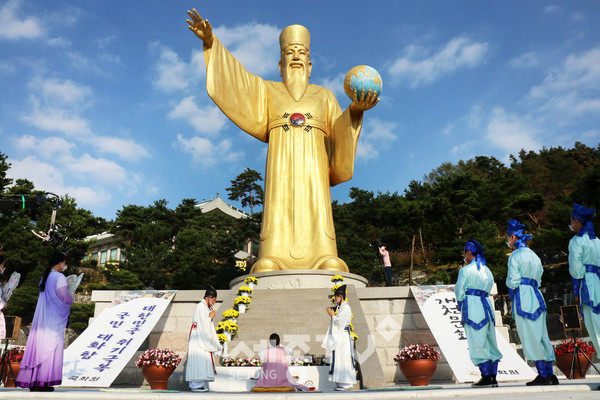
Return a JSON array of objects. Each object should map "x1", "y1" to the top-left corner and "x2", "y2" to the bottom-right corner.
[
  {"x1": 350, "y1": 89, "x2": 380, "y2": 115},
  {"x1": 186, "y1": 9, "x2": 213, "y2": 48}
]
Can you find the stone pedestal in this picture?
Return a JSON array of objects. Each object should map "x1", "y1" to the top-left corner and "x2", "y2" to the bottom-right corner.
[{"x1": 229, "y1": 270, "x2": 367, "y2": 290}]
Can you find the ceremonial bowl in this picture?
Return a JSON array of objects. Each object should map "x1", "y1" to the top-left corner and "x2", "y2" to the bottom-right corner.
[{"x1": 344, "y1": 65, "x2": 382, "y2": 100}]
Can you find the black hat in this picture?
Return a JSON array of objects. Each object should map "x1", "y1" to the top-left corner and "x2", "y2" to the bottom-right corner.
[
  {"x1": 334, "y1": 284, "x2": 347, "y2": 297},
  {"x1": 204, "y1": 285, "x2": 217, "y2": 298}
]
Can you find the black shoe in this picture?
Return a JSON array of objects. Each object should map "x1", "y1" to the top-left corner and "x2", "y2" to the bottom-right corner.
[
  {"x1": 550, "y1": 374, "x2": 559, "y2": 385},
  {"x1": 471, "y1": 375, "x2": 498, "y2": 388},
  {"x1": 526, "y1": 375, "x2": 552, "y2": 386}
]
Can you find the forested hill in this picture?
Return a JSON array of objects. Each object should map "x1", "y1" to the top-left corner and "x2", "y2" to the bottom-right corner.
[
  {"x1": 333, "y1": 142, "x2": 600, "y2": 287},
  {"x1": 0, "y1": 143, "x2": 598, "y2": 324}
]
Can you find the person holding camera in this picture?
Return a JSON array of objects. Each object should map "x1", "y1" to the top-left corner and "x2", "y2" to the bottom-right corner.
[
  {"x1": 506, "y1": 220, "x2": 557, "y2": 386},
  {"x1": 568, "y1": 204, "x2": 600, "y2": 355},
  {"x1": 378, "y1": 244, "x2": 393, "y2": 286},
  {"x1": 455, "y1": 239, "x2": 502, "y2": 388}
]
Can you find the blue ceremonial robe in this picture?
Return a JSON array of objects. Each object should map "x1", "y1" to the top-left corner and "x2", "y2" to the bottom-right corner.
[
  {"x1": 506, "y1": 247, "x2": 554, "y2": 362},
  {"x1": 569, "y1": 233, "x2": 600, "y2": 353},
  {"x1": 455, "y1": 261, "x2": 502, "y2": 365}
]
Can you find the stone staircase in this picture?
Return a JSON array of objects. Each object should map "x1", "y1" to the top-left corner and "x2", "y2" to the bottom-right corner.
[{"x1": 217, "y1": 286, "x2": 385, "y2": 388}]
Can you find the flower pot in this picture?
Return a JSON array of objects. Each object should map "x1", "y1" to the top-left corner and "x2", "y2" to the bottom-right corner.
[
  {"x1": 141, "y1": 365, "x2": 175, "y2": 390},
  {"x1": 333, "y1": 280, "x2": 342, "y2": 286},
  {"x1": 239, "y1": 291, "x2": 249, "y2": 297},
  {"x1": 555, "y1": 352, "x2": 592, "y2": 379},
  {"x1": 398, "y1": 359, "x2": 438, "y2": 386},
  {"x1": 247, "y1": 282, "x2": 255, "y2": 290},
  {"x1": 221, "y1": 341, "x2": 228, "y2": 356},
  {"x1": 224, "y1": 331, "x2": 232, "y2": 341},
  {"x1": 238, "y1": 304, "x2": 247, "y2": 313},
  {"x1": 225, "y1": 318, "x2": 237, "y2": 323},
  {"x1": 2, "y1": 362, "x2": 20, "y2": 387}
]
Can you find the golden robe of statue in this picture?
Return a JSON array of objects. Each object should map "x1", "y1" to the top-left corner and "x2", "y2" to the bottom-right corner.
[{"x1": 187, "y1": 12, "x2": 379, "y2": 272}]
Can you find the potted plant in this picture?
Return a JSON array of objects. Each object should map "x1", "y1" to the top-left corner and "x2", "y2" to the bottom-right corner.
[
  {"x1": 394, "y1": 344, "x2": 440, "y2": 386},
  {"x1": 222, "y1": 308, "x2": 240, "y2": 322},
  {"x1": 237, "y1": 285, "x2": 253, "y2": 297},
  {"x1": 136, "y1": 348, "x2": 181, "y2": 390},
  {"x1": 244, "y1": 276, "x2": 258, "y2": 290},
  {"x1": 331, "y1": 275, "x2": 344, "y2": 286},
  {"x1": 217, "y1": 320, "x2": 239, "y2": 341},
  {"x1": 2, "y1": 346, "x2": 24, "y2": 387},
  {"x1": 233, "y1": 295, "x2": 251, "y2": 313},
  {"x1": 554, "y1": 338, "x2": 596, "y2": 379}
]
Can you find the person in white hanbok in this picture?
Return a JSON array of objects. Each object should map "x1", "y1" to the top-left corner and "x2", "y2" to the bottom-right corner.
[
  {"x1": 322, "y1": 284, "x2": 356, "y2": 391},
  {"x1": 186, "y1": 288, "x2": 221, "y2": 392}
]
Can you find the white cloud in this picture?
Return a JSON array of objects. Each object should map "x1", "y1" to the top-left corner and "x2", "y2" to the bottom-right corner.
[
  {"x1": 168, "y1": 96, "x2": 227, "y2": 135},
  {"x1": 31, "y1": 76, "x2": 93, "y2": 108},
  {"x1": 318, "y1": 73, "x2": 346, "y2": 99},
  {"x1": 175, "y1": 134, "x2": 243, "y2": 166},
  {"x1": 0, "y1": 0, "x2": 42, "y2": 40},
  {"x1": 485, "y1": 108, "x2": 541, "y2": 154},
  {"x1": 356, "y1": 119, "x2": 399, "y2": 160},
  {"x1": 7, "y1": 155, "x2": 109, "y2": 207},
  {"x1": 20, "y1": 76, "x2": 150, "y2": 160},
  {"x1": 527, "y1": 47, "x2": 600, "y2": 117},
  {"x1": 0, "y1": 60, "x2": 17, "y2": 74},
  {"x1": 388, "y1": 36, "x2": 489, "y2": 88},
  {"x1": 23, "y1": 99, "x2": 93, "y2": 136},
  {"x1": 94, "y1": 136, "x2": 150, "y2": 161},
  {"x1": 150, "y1": 42, "x2": 205, "y2": 93},
  {"x1": 73, "y1": 153, "x2": 128, "y2": 183},
  {"x1": 444, "y1": 105, "x2": 483, "y2": 135},
  {"x1": 215, "y1": 23, "x2": 280, "y2": 77},
  {"x1": 509, "y1": 52, "x2": 540, "y2": 69}
]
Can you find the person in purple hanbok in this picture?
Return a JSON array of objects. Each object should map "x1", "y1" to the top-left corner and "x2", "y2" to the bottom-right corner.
[
  {"x1": 252, "y1": 333, "x2": 309, "y2": 392},
  {"x1": 16, "y1": 251, "x2": 73, "y2": 392}
]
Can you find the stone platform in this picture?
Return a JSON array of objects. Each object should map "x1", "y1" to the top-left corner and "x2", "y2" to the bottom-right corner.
[{"x1": 229, "y1": 270, "x2": 367, "y2": 290}]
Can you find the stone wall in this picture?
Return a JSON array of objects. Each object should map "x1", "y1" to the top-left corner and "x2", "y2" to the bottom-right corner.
[{"x1": 90, "y1": 285, "x2": 505, "y2": 388}]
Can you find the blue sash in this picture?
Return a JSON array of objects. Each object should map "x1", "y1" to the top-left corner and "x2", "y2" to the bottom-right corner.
[
  {"x1": 581, "y1": 265, "x2": 600, "y2": 314},
  {"x1": 514, "y1": 277, "x2": 546, "y2": 320},
  {"x1": 461, "y1": 288, "x2": 495, "y2": 330}
]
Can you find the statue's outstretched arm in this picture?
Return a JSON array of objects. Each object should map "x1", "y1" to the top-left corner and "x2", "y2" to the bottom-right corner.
[{"x1": 186, "y1": 8, "x2": 213, "y2": 48}]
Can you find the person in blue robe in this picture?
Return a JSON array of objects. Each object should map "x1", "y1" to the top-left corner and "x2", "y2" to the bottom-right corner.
[
  {"x1": 455, "y1": 239, "x2": 502, "y2": 388},
  {"x1": 506, "y1": 219, "x2": 558, "y2": 386},
  {"x1": 568, "y1": 204, "x2": 600, "y2": 354}
]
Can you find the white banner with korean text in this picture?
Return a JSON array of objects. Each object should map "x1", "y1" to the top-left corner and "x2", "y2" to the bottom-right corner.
[
  {"x1": 62, "y1": 290, "x2": 177, "y2": 387},
  {"x1": 411, "y1": 285, "x2": 536, "y2": 382}
]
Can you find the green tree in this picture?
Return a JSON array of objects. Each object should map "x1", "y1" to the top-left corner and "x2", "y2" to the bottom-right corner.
[{"x1": 226, "y1": 168, "x2": 264, "y2": 215}]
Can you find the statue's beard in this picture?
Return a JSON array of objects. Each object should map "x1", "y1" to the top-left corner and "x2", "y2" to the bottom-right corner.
[{"x1": 282, "y1": 65, "x2": 309, "y2": 102}]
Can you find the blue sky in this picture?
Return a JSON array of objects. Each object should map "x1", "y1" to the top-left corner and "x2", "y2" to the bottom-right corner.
[{"x1": 1, "y1": 0, "x2": 599, "y2": 220}]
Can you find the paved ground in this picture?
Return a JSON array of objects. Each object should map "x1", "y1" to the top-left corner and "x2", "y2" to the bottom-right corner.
[{"x1": 0, "y1": 377, "x2": 599, "y2": 400}]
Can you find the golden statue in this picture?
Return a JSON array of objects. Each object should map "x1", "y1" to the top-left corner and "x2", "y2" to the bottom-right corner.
[{"x1": 187, "y1": 10, "x2": 379, "y2": 273}]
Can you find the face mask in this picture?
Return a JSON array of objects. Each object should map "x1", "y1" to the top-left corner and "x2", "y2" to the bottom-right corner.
[
  {"x1": 568, "y1": 224, "x2": 574, "y2": 232},
  {"x1": 506, "y1": 240, "x2": 511, "y2": 248},
  {"x1": 463, "y1": 257, "x2": 468, "y2": 264}
]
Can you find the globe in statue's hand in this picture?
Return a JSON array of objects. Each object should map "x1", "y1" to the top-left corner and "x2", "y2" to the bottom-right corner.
[{"x1": 344, "y1": 65, "x2": 382, "y2": 101}]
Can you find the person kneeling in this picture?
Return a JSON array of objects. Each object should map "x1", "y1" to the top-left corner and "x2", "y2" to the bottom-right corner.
[{"x1": 251, "y1": 333, "x2": 309, "y2": 392}]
